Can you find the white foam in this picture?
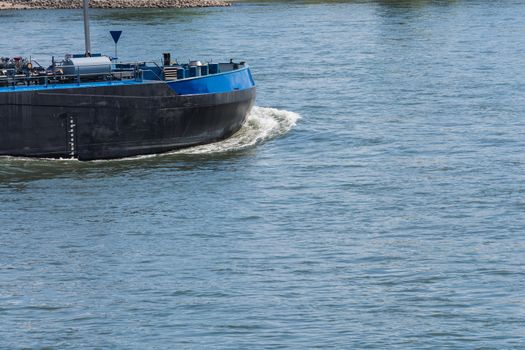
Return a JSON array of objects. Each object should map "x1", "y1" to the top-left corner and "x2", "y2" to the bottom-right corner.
[
  {"x1": 0, "y1": 106, "x2": 300, "y2": 163},
  {"x1": 173, "y1": 106, "x2": 300, "y2": 155}
]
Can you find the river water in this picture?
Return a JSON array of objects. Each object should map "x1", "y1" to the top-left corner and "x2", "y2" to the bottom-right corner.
[{"x1": 1, "y1": 1, "x2": 525, "y2": 348}]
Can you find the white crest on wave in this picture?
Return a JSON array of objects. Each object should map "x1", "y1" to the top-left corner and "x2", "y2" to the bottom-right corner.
[
  {"x1": 0, "y1": 106, "x2": 300, "y2": 163},
  {"x1": 173, "y1": 106, "x2": 300, "y2": 155}
]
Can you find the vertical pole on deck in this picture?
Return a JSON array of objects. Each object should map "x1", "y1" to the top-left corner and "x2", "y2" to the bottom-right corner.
[{"x1": 83, "y1": 0, "x2": 92, "y2": 57}]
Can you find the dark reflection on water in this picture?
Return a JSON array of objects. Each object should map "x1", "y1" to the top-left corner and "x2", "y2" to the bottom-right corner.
[
  {"x1": 236, "y1": 0, "x2": 458, "y2": 6},
  {"x1": 92, "y1": 7, "x2": 208, "y2": 23},
  {"x1": 374, "y1": 0, "x2": 458, "y2": 8},
  {"x1": 0, "y1": 150, "x2": 252, "y2": 184}
]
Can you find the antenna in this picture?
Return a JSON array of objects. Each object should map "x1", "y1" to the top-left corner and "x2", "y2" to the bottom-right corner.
[{"x1": 83, "y1": 0, "x2": 91, "y2": 56}]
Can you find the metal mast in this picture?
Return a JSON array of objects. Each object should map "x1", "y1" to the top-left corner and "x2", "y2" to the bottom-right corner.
[{"x1": 83, "y1": 0, "x2": 92, "y2": 56}]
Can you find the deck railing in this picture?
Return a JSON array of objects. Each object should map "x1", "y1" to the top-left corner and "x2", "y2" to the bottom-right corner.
[
  {"x1": 0, "y1": 61, "x2": 243, "y2": 90},
  {"x1": 0, "y1": 61, "x2": 163, "y2": 90}
]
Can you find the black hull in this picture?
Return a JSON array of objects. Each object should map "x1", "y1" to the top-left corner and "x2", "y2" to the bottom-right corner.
[{"x1": 0, "y1": 82, "x2": 255, "y2": 160}]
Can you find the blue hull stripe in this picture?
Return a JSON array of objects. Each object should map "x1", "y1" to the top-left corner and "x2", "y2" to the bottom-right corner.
[
  {"x1": 167, "y1": 67, "x2": 255, "y2": 95},
  {"x1": 0, "y1": 79, "x2": 156, "y2": 94}
]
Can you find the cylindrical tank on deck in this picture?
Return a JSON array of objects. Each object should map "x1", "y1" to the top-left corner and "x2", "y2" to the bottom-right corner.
[{"x1": 62, "y1": 56, "x2": 112, "y2": 76}]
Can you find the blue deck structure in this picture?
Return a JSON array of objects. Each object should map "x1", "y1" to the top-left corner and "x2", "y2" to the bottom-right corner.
[
  {"x1": 168, "y1": 67, "x2": 255, "y2": 95},
  {"x1": 0, "y1": 64, "x2": 255, "y2": 96}
]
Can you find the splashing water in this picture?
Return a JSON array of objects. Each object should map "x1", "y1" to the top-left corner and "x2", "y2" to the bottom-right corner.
[
  {"x1": 0, "y1": 106, "x2": 300, "y2": 167},
  {"x1": 173, "y1": 106, "x2": 300, "y2": 155}
]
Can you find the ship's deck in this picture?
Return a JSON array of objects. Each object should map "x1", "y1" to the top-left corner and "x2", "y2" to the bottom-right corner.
[
  {"x1": 0, "y1": 65, "x2": 255, "y2": 96},
  {"x1": 0, "y1": 60, "x2": 251, "y2": 95}
]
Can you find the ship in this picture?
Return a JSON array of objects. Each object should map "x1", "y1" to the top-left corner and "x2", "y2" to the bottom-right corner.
[{"x1": 0, "y1": 1, "x2": 256, "y2": 161}]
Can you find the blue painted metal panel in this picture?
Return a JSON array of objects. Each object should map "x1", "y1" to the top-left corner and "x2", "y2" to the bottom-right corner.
[
  {"x1": 0, "y1": 80, "x2": 156, "y2": 93},
  {"x1": 189, "y1": 66, "x2": 199, "y2": 77},
  {"x1": 167, "y1": 67, "x2": 255, "y2": 95},
  {"x1": 141, "y1": 66, "x2": 163, "y2": 81},
  {"x1": 0, "y1": 66, "x2": 255, "y2": 95},
  {"x1": 209, "y1": 63, "x2": 220, "y2": 74}
]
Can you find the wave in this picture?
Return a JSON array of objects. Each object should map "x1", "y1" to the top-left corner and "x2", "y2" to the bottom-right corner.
[
  {"x1": 172, "y1": 106, "x2": 300, "y2": 155},
  {"x1": 0, "y1": 106, "x2": 300, "y2": 166}
]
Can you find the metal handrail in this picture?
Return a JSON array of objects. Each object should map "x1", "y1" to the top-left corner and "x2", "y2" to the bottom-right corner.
[
  {"x1": 1, "y1": 60, "x2": 244, "y2": 89},
  {"x1": 1, "y1": 60, "x2": 165, "y2": 89}
]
